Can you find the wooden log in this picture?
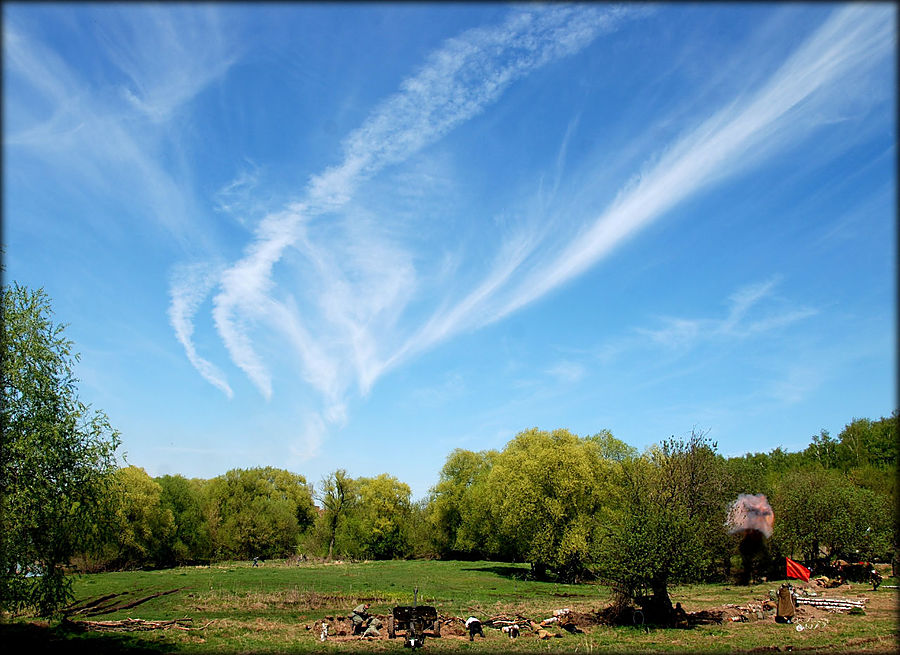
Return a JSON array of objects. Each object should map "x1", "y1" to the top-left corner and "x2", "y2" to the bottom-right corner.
[
  {"x1": 795, "y1": 599, "x2": 866, "y2": 610},
  {"x1": 78, "y1": 617, "x2": 213, "y2": 632}
]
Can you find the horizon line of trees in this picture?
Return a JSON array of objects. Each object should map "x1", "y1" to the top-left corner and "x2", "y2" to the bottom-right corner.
[{"x1": 75, "y1": 414, "x2": 897, "y2": 581}]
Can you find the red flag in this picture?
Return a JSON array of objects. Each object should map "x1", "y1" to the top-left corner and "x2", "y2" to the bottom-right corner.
[{"x1": 786, "y1": 557, "x2": 810, "y2": 582}]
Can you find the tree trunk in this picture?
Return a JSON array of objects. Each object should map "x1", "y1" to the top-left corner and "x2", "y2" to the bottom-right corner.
[
  {"x1": 531, "y1": 561, "x2": 548, "y2": 580},
  {"x1": 650, "y1": 581, "x2": 674, "y2": 621}
]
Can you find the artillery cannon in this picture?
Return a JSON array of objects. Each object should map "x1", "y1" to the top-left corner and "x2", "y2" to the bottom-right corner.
[{"x1": 387, "y1": 587, "x2": 440, "y2": 649}]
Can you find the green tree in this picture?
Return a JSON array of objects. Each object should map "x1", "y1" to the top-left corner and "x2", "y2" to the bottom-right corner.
[
  {"x1": 587, "y1": 429, "x2": 638, "y2": 462},
  {"x1": 488, "y1": 428, "x2": 612, "y2": 581},
  {"x1": 765, "y1": 446, "x2": 807, "y2": 473},
  {"x1": 427, "y1": 448, "x2": 499, "y2": 559},
  {"x1": 802, "y1": 429, "x2": 839, "y2": 469},
  {"x1": 107, "y1": 466, "x2": 175, "y2": 568},
  {"x1": 316, "y1": 469, "x2": 356, "y2": 560},
  {"x1": 1, "y1": 283, "x2": 120, "y2": 616},
  {"x1": 599, "y1": 431, "x2": 727, "y2": 617},
  {"x1": 406, "y1": 498, "x2": 438, "y2": 559},
  {"x1": 835, "y1": 414, "x2": 898, "y2": 470},
  {"x1": 205, "y1": 467, "x2": 316, "y2": 560},
  {"x1": 772, "y1": 467, "x2": 891, "y2": 563},
  {"x1": 354, "y1": 474, "x2": 412, "y2": 559},
  {"x1": 156, "y1": 474, "x2": 208, "y2": 565}
]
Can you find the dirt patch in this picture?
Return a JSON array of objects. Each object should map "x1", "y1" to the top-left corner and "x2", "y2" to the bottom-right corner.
[
  {"x1": 690, "y1": 583, "x2": 881, "y2": 629},
  {"x1": 313, "y1": 613, "x2": 391, "y2": 640},
  {"x1": 311, "y1": 613, "x2": 575, "y2": 643}
]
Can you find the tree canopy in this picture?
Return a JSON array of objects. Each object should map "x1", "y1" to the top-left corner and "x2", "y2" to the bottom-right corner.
[
  {"x1": 489, "y1": 428, "x2": 613, "y2": 581},
  {"x1": 1, "y1": 283, "x2": 120, "y2": 616},
  {"x1": 598, "y1": 431, "x2": 727, "y2": 616}
]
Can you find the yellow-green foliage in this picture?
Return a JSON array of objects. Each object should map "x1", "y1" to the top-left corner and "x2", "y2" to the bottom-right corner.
[
  {"x1": 110, "y1": 465, "x2": 176, "y2": 567},
  {"x1": 204, "y1": 467, "x2": 316, "y2": 560},
  {"x1": 489, "y1": 428, "x2": 615, "y2": 580}
]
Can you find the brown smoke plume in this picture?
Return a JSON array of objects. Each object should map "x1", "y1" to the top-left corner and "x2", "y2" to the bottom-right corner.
[{"x1": 726, "y1": 493, "x2": 774, "y2": 538}]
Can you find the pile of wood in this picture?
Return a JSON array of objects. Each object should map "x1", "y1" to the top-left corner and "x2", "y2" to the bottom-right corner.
[
  {"x1": 77, "y1": 617, "x2": 213, "y2": 632},
  {"x1": 795, "y1": 596, "x2": 867, "y2": 612},
  {"x1": 722, "y1": 600, "x2": 774, "y2": 622},
  {"x1": 481, "y1": 614, "x2": 532, "y2": 629}
]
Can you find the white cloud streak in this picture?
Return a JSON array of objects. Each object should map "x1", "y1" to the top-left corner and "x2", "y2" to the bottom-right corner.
[
  {"x1": 635, "y1": 277, "x2": 818, "y2": 351},
  {"x1": 546, "y1": 361, "x2": 587, "y2": 385},
  {"x1": 199, "y1": 3, "x2": 638, "y2": 407},
  {"x1": 478, "y1": 4, "x2": 894, "y2": 326},
  {"x1": 214, "y1": 160, "x2": 262, "y2": 221},
  {"x1": 168, "y1": 264, "x2": 233, "y2": 398},
  {"x1": 170, "y1": 4, "x2": 891, "y2": 459},
  {"x1": 383, "y1": 5, "x2": 894, "y2": 371},
  {"x1": 4, "y1": 7, "x2": 237, "y2": 250},
  {"x1": 307, "y1": 4, "x2": 634, "y2": 209},
  {"x1": 95, "y1": 5, "x2": 237, "y2": 123}
]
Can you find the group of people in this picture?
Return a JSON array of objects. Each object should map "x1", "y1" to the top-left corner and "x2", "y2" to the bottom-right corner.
[
  {"x1": 466, "y1": 616, "x2": 522, "y2": 640},
  {"x1": 347, "y1": 606, "x2": 501, "y2": 642},
  {"x1": 350, "y1": 603, "x2": 383, "y2": 638}
]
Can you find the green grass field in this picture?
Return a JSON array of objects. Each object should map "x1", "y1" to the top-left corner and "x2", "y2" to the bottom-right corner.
[{"x1": 3, "y1": 560, "x2": 897, "y2": 653}]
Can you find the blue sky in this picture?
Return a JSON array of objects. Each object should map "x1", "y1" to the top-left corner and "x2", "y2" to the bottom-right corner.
[{"x1": 3, "y1": 3, "x2": 896, "y2": 500}]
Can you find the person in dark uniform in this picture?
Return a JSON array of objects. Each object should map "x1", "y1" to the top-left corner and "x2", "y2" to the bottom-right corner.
[{"x1": 465, "y1": 616, "x2": 485, "y2": 641}]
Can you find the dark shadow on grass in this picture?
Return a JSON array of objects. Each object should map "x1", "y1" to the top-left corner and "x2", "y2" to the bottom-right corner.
[
  {"x1": 460, "y1": 564, "x2": 598, "y2": 586},
  {"x1": 0, "y1": 621, "x2": 169, "y2": 654},
  {"x1": 459, "y1": 564, "x2": 534, "y2": 581}
]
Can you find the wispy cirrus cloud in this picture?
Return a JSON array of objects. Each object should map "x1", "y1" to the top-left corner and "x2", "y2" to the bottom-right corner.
[
  {"x1": 306, "y1": 4, "x2": 637, "y2": 210},
  {"x1": 184, "y1": 3, "x2": 641, "y2": 411},
  {"x1": 98, "y1": 6, "x2": 237, "y2": 123},
  {"x1": 4, "y1": 6, "x2": 238, "y2": 250},
  {"x1": 546, "y1": 361, "x2": 587, "y2": 385},
  {"x1": 635, "y1": 277, "x2": 817, "y2": 351},
  {"x1": 214, "y1": 160, "x2": 263, "y2": 223},
  {"x1": 477, "y1": 4, "x2": 894, "y2": 326},
  {"x1": 171, "y1": 4, "x2": 891, "y2": 460},
  {"x1": 168, "y1": 263, "x2": 233, "y2": 398},
  {"x1": 391, "y1": 5, "x2": 892, "y2": 370}
]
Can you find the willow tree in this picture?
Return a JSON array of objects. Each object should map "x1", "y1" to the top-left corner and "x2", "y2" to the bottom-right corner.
[
  {"x1": 205, "y1": 467, "x2": 316, "y2": 560},
  {"x1": 1, "y1": 283, "x2": 120, "y2": 616},
  {"x1": 427, "y1": 448, "x2": 499, "y2": 559},
  {"x1": 488, "y1": 428, "x2": 614, "y2": 582}
]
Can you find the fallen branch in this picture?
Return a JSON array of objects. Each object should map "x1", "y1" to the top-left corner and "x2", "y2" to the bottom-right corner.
[
  {"x1": 78, "y1": 617, "x2": 214, "y2": 632},
  {"x1": 483, "y1": 614, "x2": 534, "y2": 629}
]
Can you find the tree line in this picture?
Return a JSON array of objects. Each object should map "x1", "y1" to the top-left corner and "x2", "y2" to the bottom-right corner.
[
  {"x1": 76, "y1": 466, "x2": 421, "y2": 569},
  {"x1": 74, "y1": 419, "x2": 897, "y2": 585},
  {"x1": 2, "y1": 280, "x2": 896, "y2": 618}
]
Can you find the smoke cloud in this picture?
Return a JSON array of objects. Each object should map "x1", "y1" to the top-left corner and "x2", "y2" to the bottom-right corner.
[{"x1": 726, "y1": 493, "x2": 774, "y2": 538}]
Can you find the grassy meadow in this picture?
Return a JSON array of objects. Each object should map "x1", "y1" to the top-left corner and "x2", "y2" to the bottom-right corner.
[{"x1": 2, "y1": 559, "x2": 897, "y2": 653}]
